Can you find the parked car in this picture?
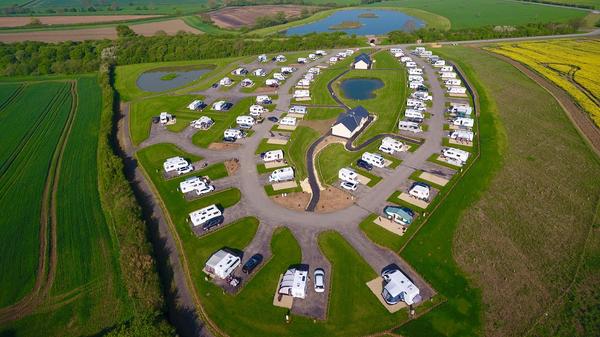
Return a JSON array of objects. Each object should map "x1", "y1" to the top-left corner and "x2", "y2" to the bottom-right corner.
[
  {"x1": 220, "y1": 102, "x2": 233, "y2": 111},
  {"x1": 242, "y1": 254, "x2": 263, "y2": 274},
  {"x1": 211, "y1": 83, "x2": 219, "y2": 88},
  {"x1": 223, "y1": 136, "x2": 237, "y2": 143},
  {"x1": 314, "y1": 268, "x2": 325, "y2": 293},
  {"x1": 356, "y1": 159, "x2": 373, "y2": 171},
  {"x1": 196, "y1": 185, "x2": 215, "y2": 195},
  {"x1": 177, "y1": 165, "x2": 193, "y2": 175},
  {"x1": 267, "y1": 116, "x2": 279, "y2": 123},
  {"x1": 202, "y1": 215, "x2": 224, "y2": 231},
  {"x1": 340, "y1": 181, "x2": 358, "y2": 191},
  {"x1": 152, "y1": 116, "x2": 160, "y2": 124}
]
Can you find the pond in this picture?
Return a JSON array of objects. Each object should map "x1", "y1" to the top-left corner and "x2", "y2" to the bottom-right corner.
[
  {"x1": 137, "y1": 68, "x2": 212, "y2": 92},
  {"x1": 285, "y1": 9, "x2": 424, "y2": 36},
  {"x1": 340, "y1": 78, "x2": 384, "y2": 100}
]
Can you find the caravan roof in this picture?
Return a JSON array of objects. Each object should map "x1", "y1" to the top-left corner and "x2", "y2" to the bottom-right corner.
[
  {"x1": 179, "y1": 176, "x2": 206, "y2": 194},
  {"x1": 382, "y1": 269, "x2": 421, "y2": 305},
  {"x1": 205, "y1": 249, "x2": 240, "y2": 279},
  {"x1": 278, "y1": 268, "x2": 308, "y2": 299},
  {"x1": 189, "y1": 204, "x2": 222, "y2": 227}
]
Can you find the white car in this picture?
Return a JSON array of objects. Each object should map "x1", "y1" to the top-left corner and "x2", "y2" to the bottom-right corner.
[
  {"x1": 177, "y1": 165, "x2": 193, "y2": 175},
  {"x1": 340, "y1": 181, "x2": 358, "y2": 191},
  {"x1": 196, "y1": 185, "x2": 215, "y2": 195},
  {"x1": 379, "y1": 145, "x2": 394, "y2": 154},
  {"x1": 314, "y1": 268, "x2": 325, "y2": 293}
]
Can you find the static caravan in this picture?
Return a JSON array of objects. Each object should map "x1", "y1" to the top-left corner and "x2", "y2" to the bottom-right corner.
[
  {"x1": 223, "y1": 128, "x2": 243, "y2": 139},
  {"x1": 308, "y1": 53, "x2": 317, "y2": 60},
  {"x1": 440, "y1": 65, "x2": 453, "y2": 72},
  {"x1": 219, "y1": 77, "x2": 233, "y2": 86},
  {"x1": 241, "y1": 78, "x2": 254, "y2": 87},
  {"x1": 288, "y1": 105, "x2": 307, "y2": 114},
  {"x1": 408, "y1": 75, "x2": 423, "y2": 82},
  {"x1": 269, "y1": 167, "x2": 294, "y2": 183},
  {"x1": 442, "y1": 147, "x2": 470, "y2": 164},
  {"x1": 261, "y1": 149, "x2": 284, "y2": 162},
  {"x1": 257, "y1": 54, "x2": 268, "y2": 62},
  {"x1": 400, "y1": 56, "x2": 412, "y2": 63},
  {"x1": 433, "y1": 60, "x2": 446, "y2": 67},
  {"x1": 231, "y1": 67, "x2": 248, "y2": 76},
  {"x1": 408, "y1": 68, "x2": 423, "y2": 75},
  {"x1": 280, "y1": 116, "x2": 297, "y2": 126},
  {"x1": 236, "y1": 115, "x2": 255, "y2": 127},
  {"x1": 381, "y1": 269, "x2": 421, "y2": 305},
  {"x1": 399, "y1": 121, "x2": 422, "y2": 133},
  {"x1": 188, "y1": 100, "x2": 205, "y2": 110},
  {"x1": 450, "y1": 130, "x2": 474, "y2": 142},
  {"x1": 384, "y1": 205, "x2": 414, "y2": 226},
  {"x1": 361, "y1": 152, "x2": 385, "y2": 168},
  {"x1": 252, "y1": 68, "x2": 266, "y2": 77},
  {"x1": 445, "y1": 79, "x2": 461, "y2": 86},
  {"x1": 339, "y1": 167, "x2": 359, "y2": 183},
  {"x1": 163, "y1": 157, "x2": 190, "y2": 173},
  {"x1": 380, "y1": 137, "x2": 406, "y2": 153},
  {"x1": 273, "y1": 73, "x2": 286, "y2": 81},
  {"x1": 275, "y1": 55, "x2": 287, "y2": 62},
  {"x1": 329, "y1": 57, "x2": 338, "y2": 64},
  {"x1": 204, "y1": 250, "x2": 240, "y2": 279},
  {"x1": 297, "y1": 79, "x2": 310, "y2": 87},
  {"x1": 281, "y1": 66, "x2": 296, "y2": 74},
  {"x1": 315, "y1": 50, "x2": 327, "y2": 56},
  {"x1": 412, "y1": 91, "x2": 432, "y2": 101},
  {"x1": 189, "y1": 204, "x2": 223, "y2": 228},
  {"x1": 278, "y1": 268, "x2": 308, "y2": 299},
  {"x1": 405, "y1": 61, "x2": 417, "y2": 68},
  {"x1": 440, "y1": 72, "x2": 457, "y2": 79},
  {"x1": 256, "y1": 95, "x2": 272, "y2": 104},
  {"x1": 293, "y1": 90, "x2": 310, "y2": 99},
  {"x1": 265, "y1": 79, "x2": 280, "y2": 87},
  {"x1": 453, "y1": 117, "x2": 474, "y2": 128},
  {"x1": 448, "y1": 86, "x2": 467, "y2": 95},
  {"x1": 190, "y1": 116, "x2": 213, "y2": 129},
  {"x1": 409, "y1": 182, "x2": 430, "y2": 201},
  {"x1": 297, "y1": 57, "x2": 307, "y2": 64},
  {"x1": 405, "y1": 109, "x2": 425, "y2": 122},
  {"x1": 249, "y1": 104, "x2": 266, "y2": 116}
]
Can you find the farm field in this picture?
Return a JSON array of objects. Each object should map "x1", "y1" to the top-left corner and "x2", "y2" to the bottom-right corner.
[
  {"x1": 519, "y1": 0, "x2": 600, "y2": 8},
  {"x1": 0, "y1": 77, "x2": 130, "y2": 336},
  {"x1": 207, "y1": 5, "x2": 319, "y2": 29},
  {"x1": 0, "y1": 15, "x2": 162, "y2": 28},
  {"x1": 488, "y1": 39, "x2": 600, "y2": 127},
  {"x1": 417, "y1": 46, "x2": 600, "y2": 337}
]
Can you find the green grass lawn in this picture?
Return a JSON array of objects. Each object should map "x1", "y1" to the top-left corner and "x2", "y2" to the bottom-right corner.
[
  {"x1": 192, "y1": 97, "x2": 254, "y2": 148},
  {"x1": 373, "y1": 50, "x2": 403, "y2": 69},
  {"x1": 316, "y1": 141, "x2": 389, "y2": 186},
  {"x1": 310, "y1": 54, "x2": 361, "y2": 106},
  {"x1": 359, "y1": 214, "x2": 405, "y2": 252},
  {"x1": 304, "y1": 107, "x2": 345, "y2": 120}
]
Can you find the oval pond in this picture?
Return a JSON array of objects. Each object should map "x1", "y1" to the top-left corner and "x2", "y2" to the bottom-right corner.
[
  {"x1": 137, "y1": 68, "x2": 212, "y2": 92},
  {"x1": 340, "y1": 78, "x2": 384, "y2": 100}
]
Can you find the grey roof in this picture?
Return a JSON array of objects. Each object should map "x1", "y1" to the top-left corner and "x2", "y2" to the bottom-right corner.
[
  {"x1": 354, "y1": 53, "x2": 372, "y2": 65},
  {"x1": 335, "y1": 106, "x2": 369, "y2": 132}
]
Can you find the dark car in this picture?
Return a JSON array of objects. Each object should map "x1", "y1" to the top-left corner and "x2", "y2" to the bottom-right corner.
[
  {"x1": 202, "y1": 215, "x2": 224, "y2": 231},
  {"x1": 223, "y1": 136, "x2": 237, "y2": 143},
  {"x1": 221, "y1": 102, "x2": 233, "y2": 111},
  {"x1": 357, "y1": 159, "x2": 373, "y2": 171},
  {"x1": 242, "y1": 254, "x2": 263, "y2": 274},
  {"x1": 417, "y1": 85, "x2": 428, "y2": 92},
  {"x1": 211, "y1": 83, "x2": 219, "y2": 88},
  {"x1": 152, "y1": 116, "x2": 160, "y2": 124},
  {"x1": 267, "y1": 116, "x2": 279, "y2": 123}
]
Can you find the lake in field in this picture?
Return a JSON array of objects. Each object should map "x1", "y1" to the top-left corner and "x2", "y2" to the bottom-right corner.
[
  {"x1": 137, "y1": 68, "x2": 212, "y2": 92},
  {"x1": 340, "y1": 78, "x2": 384, "y2": 100},
  {"x1": 285, "y1": 9, "x2": 424, "y2": 36}
]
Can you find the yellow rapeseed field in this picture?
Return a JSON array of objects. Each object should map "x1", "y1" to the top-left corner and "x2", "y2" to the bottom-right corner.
[{"x1": 487, "y1": 39, "x2": 600, "y2": 127}]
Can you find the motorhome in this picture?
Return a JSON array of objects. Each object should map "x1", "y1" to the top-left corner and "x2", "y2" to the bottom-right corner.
[
  {"x1": 265, "y1": 79, "x2": 280, "y2": 87},
  {"x1": 190, "y1": 116, "x2": 214, "y2": 129},
  {"x1": 442, "y1": 147, "x2": 470, "y2": 164},
  {"x1": 273, "y1": 73, "x2": 286, "y2": 81},
  {"x1": 399, "y1": 121, "x2": 422, "y2": 133},
  {"x1": 447, "y1": 86, "x2": 467, "y2": 95},
  {"x1": 231, "y1": 67, "x2": 248, "y2": 76},
  {"x1": 159, "y1": 112, "x2": 175, "y2": 125},
  {"x1": 409, "y1": 182, "x2": 430, "y2": 201},
  {"x1": 405, "y1": 109, "x2": 425, "y2": 122},
  {"x1": 269, "y1": 167, "x2": 294, "y2": 182},
  {"x1": 384, "y1": 206, "x2": 414, "y2": 226},
  {"x1": 279, "y1": 116, "x2": 297, "y2": 126},
  {"x1": 408, "y1": 75, "x2": 423, "y2": 82},
  {"x1": 240, "y1": 78, "x2": 254, "y2": 87},
  {"x1": 450, "y1": 130, "x2": 474, "y2": 142},
  {"x1": 236, "y1": 115, "x2": 255, "y2": 127},
  {"x1": 381, "y1": 269, "x2": 421, "y2": 305},
  {"x1": 204, "y1": 250, "x2": 240, "y2": 279},
  {"x1": 288, "y1": 106, "x2": 307, "y2": 114},
  {"x1": 189, "y1": 204, "x2": 223, "y2": 229},
  {"x1": 440, "y1": 65, "x2": 453, "y2": 72},
  {"x1": 258, "y1": 54, "x2": 268, "y2": 62},
  {"x1": 412, "y1": 91, "x2": 432, "y2": 101},
  {"x1": 163, "y1": 156, "x2": 190, "y2": 173},
  {"x1": 445, "y1": 79, "x2": 461, "y2": 86},
  {"x1": 256, "y1": 95, "x2": 272, "y2": 104},
  {"x1": 293, "y1": 90, "x2": 310, "y2": 99},
  {"x1": 338, "y1": 167, "x2": 359, "y2": 183},
  {"x1": 405, "y1": 61, "x2": 417, "y2": 68},
  {"x1": 453, "y1": 117, "x2": 474, "y2": 128},
  {"x1": 179, "y1": 176, "x2": 208, "y2": 194},
  {"x1": 261, "y1": 149, "x2": 284, "y2": 162},
  {"x1": 249, "y1": 104, "x2": 267, "y2": 116},
  {"x1": 252, "y1": 68, "x2": 266, "y2": 77},
  {"x1": 408, "y1": 68, "x2": 423, "y2": 75},
  {"x1": 433, "y1": 60, "x2": 446, "y2": 67},
  {"x1": 188, "y1": 100, "x2": 205, "y2": 110},
  {"x1": 440, "y1": 72, "x2": 457, "y2": 79},
  {"x1": 361, "y1": 152, "x2": 385, "y2": 168},
  {"x1": 223, "y1": 128, "x2": 243, "y2": 139},
  {"x1": 380, "y1": 137, "x2": 407, "y2": 154}
]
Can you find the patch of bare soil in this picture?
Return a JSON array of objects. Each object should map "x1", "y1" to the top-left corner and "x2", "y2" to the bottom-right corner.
[
  {"x1": 300, "y1": 118, "x2": 335, "y2": 135},
  {"x1": 0, "y1": 15, "x2": 161, "y2": 28},
  {"x1": 208, "y1": 5, "x2": 318, "y2": 29},
  {"x1": 224, "y1": 159, "x2": 240, "y2": 176},
  {"x1": 270, "y1": 192, "x2": 311, "y2": 211},
  {"x1": 208, "y1": 142, "x2": 241, "y2": 151},
  {"x1": 315, "y1": 187, "x2": 354, "y2": 213},
  {"x1": 254, "y1": 87, "x2": 278, "y2": 94}
]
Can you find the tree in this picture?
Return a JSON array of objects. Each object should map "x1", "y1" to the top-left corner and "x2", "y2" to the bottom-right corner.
[{"x1": 116, "y1": 25, "x2": 137, "y2": 38}]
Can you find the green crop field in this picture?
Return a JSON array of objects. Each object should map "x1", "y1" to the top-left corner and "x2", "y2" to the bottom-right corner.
[{"x1": 0, "y1": 77, "x2": 131, "y2": 336}]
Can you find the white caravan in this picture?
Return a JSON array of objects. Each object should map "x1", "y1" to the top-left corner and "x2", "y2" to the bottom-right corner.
[
  {"x1": 275, "y1": 55, "x2": 287, "y2": 62},
  {"x1": 288, "y1": 106, "x2": 307, "y2": 114},
  {"x1": 280, "y1": 116, "x2": 297, "y2": 126},
  {"x1": 223, "y1": 128, "x2": 243, "y2": 139},
  {"x1": 440, "y1": 65, "x2": 453, "y2": 72},
  {"x1": 445, "y1": 79, "x2": 461, "y2": 86},
  {"x1": 442, "y1": 147, "x2": 470, "y2": 164},
  {"x1": 405, "y1": 61, "x2": 417, "y2": 68},
  {"x1": 405, "y1": 109, "x2": 425, "y2": 121},
  {"x1": 399, "y1": 121, "x2": 422, "y2": 133},
  {"x1": 408, "y1": 68, "x2": 423, "y2": 75},
  {"x1": 256, "y1": 95, "x2": 272, "y2": 104},
  {"x1": 163, "y1": 156, "x2": 190, "y2": 173},
  {"x1": 308, "y1": 67, "x2": 320, "y2": 74},
  {"x1": 252, "y1": 68, "x2": 266, "y2": 76},
  {"x1": 450, "y1": 130, "x2": 474, "y2": 142},
  {"x1": 236, "y1": 115, "x2": 255, "y2": 127},
  {"x1": 308, "y1": 53, "x2": 318, "y2": 60},
  {"x1": 179, "y1": 176, "x2": 206, "y2": 194},
  {"x1": 240, "y1": 78, "x2": 254, "y2": 87},
  {"x1": 409, "y1": 81, "x2": 424, "y2": 89},
  {"x1": 257, "y1": 54, "x2": 268, "y2": 62},
  {"x1": 447, "y1": 86, "x2": 467, "y2": 94},
  {"x1": 188, "y1": 100, "x2": 205, "y2": 110},
  {"x1": 315, "y1": 50, "x2": 327, "y2": 56},
  {"x1": 273, "y1": 73, "x2": 286, "y2": 81},
  {"x1": 409, "y1": 183, "x2": 430, "y2": 201},
  {"x1": 204, "y1": 250, "x2": 240, "y2": 279},
  {"x1": 249, "y1": 104, "x2": 267, "y2": 116},
  {"x1": 381, "y1": 269, "x2": 421, "y2": 305},
  {"x1": 338, "y1": 167, "x2": 359, "y2": 183},
  {"x1": 231, "y1": 67, "x2": 248, "y2": 76},
  {"x1": 265, "y1": 79, "x2": 280, "y2": 87},
  {"x1": 281, "y1": 66, "x2": 296, "y2": 73},
  {"x1": 361, "y1": 152, "x2": 385, "y2": 168},
  {"x1": 453, "y1": 117, "x2": 474, "y2": 128},
  {"x1": 293, "y1": 90, "x2": 310, "y2": 99},
  {"x1": 297, "y1": 57, "x2": 307, "y2": 64},
  {"x1": 190, "y1": 116, "x2": 214, "y2": 129},
  {"x1": 269, "y1": 167, "x2": 294, "y2": 183},
  {"x1": 408, "y1": 75, "x2": 423, "y2": 82},
  {"x1": 448, "y1": 104, "x2": 473, "y2": 115},
  {"x1": 400, "y1": 56, "x2": 412, "y2": 63},
  {"x1": 433, "y1": 60, "x2": 446, "y2": 67},
  {"x1": 219, "y1": 77, "x2": 233, "y2": 86},
  {"x1": 380, "y1": 137, "x2": 407, "y2": 154},
  {"x1": 189, "y1": 204, "x2": 222, "y2": 228},
  {"x1": 261, "y1": 149, "x2": 284, "y2": 162},
  {"x1": 412, "y1": 91, "x2": 432, "y2": 101},
  {"x1": 440, "y1": 72, "x2": 457, "y2": 79}
]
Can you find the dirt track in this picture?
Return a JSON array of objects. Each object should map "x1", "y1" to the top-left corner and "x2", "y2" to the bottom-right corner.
[
  {"x1": 0, "y1": 19, "x2": 201, "y2": 42},
  {"x1": 208, "y1": 5, "x2": 317, "y2": 29},
  {"x1": 0, "y1": 15, "x2": 161, "y2": 28}
]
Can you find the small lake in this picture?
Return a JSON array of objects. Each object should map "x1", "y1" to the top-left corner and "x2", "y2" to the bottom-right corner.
[
  {"x1": 285, "y1": 9, "x2": 424, "y2": 36},
  {"x1": 136, "y1": 68, "x2": 212, "y2": 92},
  {"x1": 340, "y1": 78, "x2": 384, "y2": 100}
]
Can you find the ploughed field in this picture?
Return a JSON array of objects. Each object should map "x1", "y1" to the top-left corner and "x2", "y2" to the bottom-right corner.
[
  {"x1": 207, "y1": 5, "x2": 318, "y2": 29},
  {"x1": 488, "y1": 39, "x2": 600, "y2": 127},
  {"x1": 0, "y1": 78, "x2": 128, "y2": 336},
  {"x1": 0, "y1": 15, "x2": 162, "y2": 28}
]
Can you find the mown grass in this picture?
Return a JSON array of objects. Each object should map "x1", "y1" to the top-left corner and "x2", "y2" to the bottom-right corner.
[
  {"x1": 304, "y1": 107, "x2": 344, "y2": 120},
  {"x1": 192, "y1": 97, "x2": 254, "y2": 148},
  {"x1": 358, "y1": 213, "x2": 405, "y2": 252},
  {"x1": 0, "y1": 81, "x2": 71, "y2": 307},
  {"x1": 373, "y1": 50, "x2": 403, "y2": 69},
  {"x1": 310, "y1": 54, "x2": 360, "y2": 106}
]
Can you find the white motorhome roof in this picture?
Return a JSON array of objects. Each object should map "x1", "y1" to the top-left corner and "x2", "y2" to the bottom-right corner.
[
  {"x1": 179, "y1": 177, "x2": 204, "y2": 193},
  {"x1": 189, "y1": 204, "x2": 222, "y2": 227},
  {"x1": 383, "y1": 270, "x2": 420, "y2": 305}
]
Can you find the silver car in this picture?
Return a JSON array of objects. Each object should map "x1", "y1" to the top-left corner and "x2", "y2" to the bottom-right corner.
[{"x1": 314, "y1": 268, "x2": 325, "y2": 293}]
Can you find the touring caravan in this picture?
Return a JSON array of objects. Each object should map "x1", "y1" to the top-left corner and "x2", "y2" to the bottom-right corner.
[
  {"x1": 399, "y1": 121, "x2": 422, "y2": 133},
  {"x1": 273, "y1": 73, "x2": 286, "y2": 81},
  {"x1": 240, "y1": 78, "x2": 254, "y2": 87},
  {"x1": 275, "y1": 55, "x2": 287, "y2": 62},
  {"x1": 450, "y1": 130, "x2": 474, "y2": 142},
  {"x1": 412, "y1": 91, "x2": 432, "y2": 101},
  {"x1": 405, "y1": 109, "x2": 425, "y2": 122},
  {"x1": 293, "y1": 90, "x2": 310, "y2": 99},
  {"x1": 440, "y1": 72, "x2": 457, "y2": 79},
  {"x1": 236, "y1": 115, "x2": 255, "y2": 128},
  {"x1": 288, "y1": 106, "x2": 307, "y2": 114},
  {"x1": 448, "y1": 104, "x2": 473, "y2": 116},
  {"x1": 308, "y1": 53, "x2": 317, "y2": 60},
  {"x1": 406, "y1": 99, "x2": 426, "y2": 108},
  {"x1": 440, "y1": 65, "x2": 453, "y2": 72},
  {"x1": 212, "y1": 100, "x2": 232, "y2": 111},
  {"x1": 308, "y1": 67, "x2": 320, "y2": 74},
  {"x1": 219, "y1": 77, "x2": 233, "y2": 86},
  {"x1": 452, "y1": 117, "x2": 474, "y2": 128},
  {"x1": 405, "y1": 61, "x2": 417, "y2": 68},
  {"x1": 297, "y1": 57, "x2": 307, "y2": 64},
  {"x1": 433, "y1": 60, "x2": 446, "y2": 67},
  {"x1": 249, "y1": 104, "x2": 267, "y2": 116},
  {"x1": 384, "y1": 206, "x2": 414, "y2": 226},
  {"x1": 265, "y1": 79, "x2": 280, "y2": 87},
  {"x1": 188, "y1": 100, "x2": 206, "y2": 110},
  {"x1": 361, "y1": 152, "x2": 385, "y2": 168},
  {"x1": 189, "y1": 204, "x2": 223, "y2": 230},
  {"x1": 252, "y1": 68, "x2": 266, "y2": 77},
  {"x1": 269, "y1": 167, "x2": 294, "y2": 183},
  {"x1": 380, "y1": 137, "x2": 407, "y2": 154},
  {"x1": 223, "y1": 128, "x2": 243, "y2": 139},
  {"x1": 381, "y1": 269, "x2": 421, "y2": 305},
  {"x1": 445, "y1": 79, "x2": 461, "y2": 86},
  {"x1": 204, "y1": 250, "x2": 240, "y2": 279},
  {"x1": 409, "y1": 182, "x2": 430, "y2": 201},
  {"x1": 390, "y1": 48, "x2": 403, "y2": 54},
  {"x1": 408, "y1": 75, "x2": 423, "y2": 82},
  {"x1": 159, "y1": 112, "x2": 175, "y2": 125},
  {"x1": 338, "y1": 167, "x2": 359, "y2": 183},
  {"x1": 408, "y1": 68, "x2": 423, "y2": 75},
  {"x1": 409, "y1": 81, "x2": 424, "y2": 89},
  {"x1": 442, "y1": 147, "x2": 470, "y2": 164},
  {"x1": 231, "y1": 67, "x2": 248, "y2": 76},
  {"x1": 280, "y1": 116, "x2": 297, "y2": 126},
  {"x1": 163, "y1": 156, "x2": 191, "y2": 173},
  {"x1": 400, "y1": 56, "x2": 412, "y2": 63},
  {"x1": 257, "y1": 54, "x2": 268, "y2": 63},
  {"x1": 281, "y1": 66, "x2": 295, "y2": 74},
  {"x1": 179, "y1": 176, "x2": 207, "y2": 194},
  {"x1": 190, "y1": 116, "x2": 214, "y2": 129},
  {"x1": 315, "y1": 50, "x2": 327, "y2": 56},
  {"x1": 261, "y1": 149, "x2": 284, "y2": 162},
  {"x1": 256, "y1": 95, "x2": 272, "y2": 104},
  {"x1": 447, "y1": 86, "x2": 467, "y2": 95}
]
